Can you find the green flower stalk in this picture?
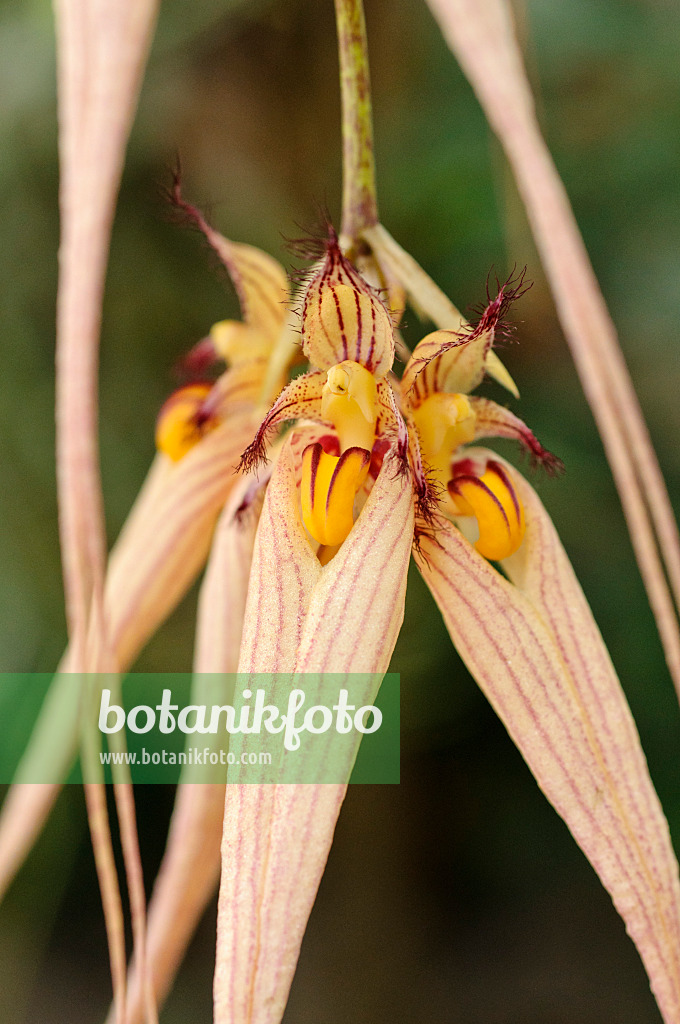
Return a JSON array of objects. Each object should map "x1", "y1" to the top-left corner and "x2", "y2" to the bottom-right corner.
[{"x1": 334, "y1": 0, "x2": 378, "y2": 248}]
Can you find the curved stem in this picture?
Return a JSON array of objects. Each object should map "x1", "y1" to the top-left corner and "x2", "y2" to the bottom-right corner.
[{"x1": 334, "y1": 0, "x2": 378, "y2": 249}]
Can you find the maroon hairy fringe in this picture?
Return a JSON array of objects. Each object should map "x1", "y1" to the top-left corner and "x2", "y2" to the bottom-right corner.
[{"x1": 465, "y1": 266, "x2": 532, "y2": 345}]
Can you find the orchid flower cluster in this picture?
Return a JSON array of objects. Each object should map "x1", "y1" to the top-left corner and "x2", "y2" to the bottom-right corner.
[
  {"x1": 160, "y1": 215, "x2": 559, "y2": 595},
  {"x1": 143, "y1": 196, "x2": 679, "y2": 1024},
  {"x1": 2, "y1": 0, "x2": 680, "y2": 1023}
]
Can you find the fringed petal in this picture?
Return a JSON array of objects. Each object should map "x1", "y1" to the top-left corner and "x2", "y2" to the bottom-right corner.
[
  {"x1": 239, "y1": 371, "x2": 329, "y2": 474},
  {"x1": 401, "y1": 328, "x2": 486, "y2": 408},
  {"x1": 470, "y1": 396, "x2": 563, "y2": 473},
  {"x1": 362, "y1": 222, "x2": 519, "y2": 398}
]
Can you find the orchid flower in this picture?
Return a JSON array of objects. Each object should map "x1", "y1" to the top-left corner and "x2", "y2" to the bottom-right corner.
[{"x1": 2, "y1": 0, "x2": 680, "y2": 1023}]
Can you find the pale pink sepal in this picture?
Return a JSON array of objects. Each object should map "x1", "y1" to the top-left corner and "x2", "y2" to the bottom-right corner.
[
  {"x1": 425, "y1": 0, "x2": 680, "y2": 695},
  {"x1": 106, "y1": 413, "x2": 257, "y2": 670},
  {"x1": 118, "y1": 478, "x2": 261, "y2": 1024},
  {"x1": 193, "y1": 481, "x2": 262, "y2": 678},
  {"x1": 214, "y1": 443, "x2": 414, "y2": 1024},
  {"x1": 294, "y1": 454, "x2": 415, "y2": 674},
  {"x1": 237, "y1": 438, "x2": 324, "y2": 675},
  {"x1": 215, "y1": 784, "x2": 346, "y2": 1024},
  {"x1": 55, "y1": 0, "x2": 159, "y2": 666},
  {"x1": 417, "y1": 456, "x2": 680, "y2": 1023}
]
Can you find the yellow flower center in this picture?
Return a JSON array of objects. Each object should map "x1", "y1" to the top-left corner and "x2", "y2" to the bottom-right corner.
[
  {"x1": 410, "y1": 392, "x2": 476, "y2": 489},
  {"x1": 448, "y1": 460, "x2": 526, "y2": 561},
  {"x1": 301, "y1": 360, "x2": 378, "y2": 548},
  {"x1": 155, "y1": 383, "x2": 219, "y2": 462},
  {"x1": 321, "y1": 360, "x2": 378, "y2": 453},
  {"x1": 411, "y1": 393, "x2": 526, "y2": 560},
  {"x1": 301, "y1": 444, "x2": 371, "y2": 547}
]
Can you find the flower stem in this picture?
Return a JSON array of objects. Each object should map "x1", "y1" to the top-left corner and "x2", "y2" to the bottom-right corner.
[{"x1": 334, "y1": 0, "x2": 378, "y2": 249}]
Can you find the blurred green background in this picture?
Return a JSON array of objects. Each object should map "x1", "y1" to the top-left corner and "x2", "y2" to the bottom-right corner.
[{"x1": 1, "y1": 0, "x2": 680, "y2": 1020}]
